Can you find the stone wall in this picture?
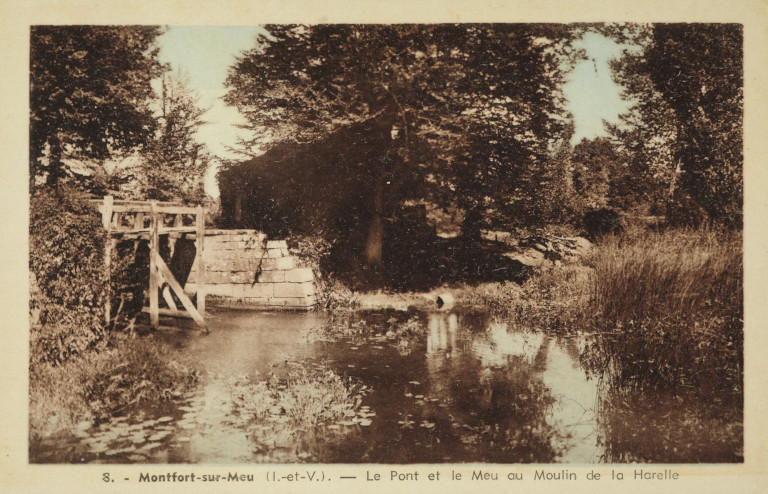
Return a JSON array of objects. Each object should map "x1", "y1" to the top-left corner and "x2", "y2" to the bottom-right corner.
[{"x1": 185, "y1": 229, "x2": 315, "y2": 310}]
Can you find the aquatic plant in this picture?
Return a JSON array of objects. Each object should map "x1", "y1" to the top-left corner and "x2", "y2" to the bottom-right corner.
[
  {"x1": 465, "y1": 265, "x2": 592, "y2": 333},
  {"x1": 29, "y1": 334, "x2": 198, "y2": 439},
  {"x1": 230, "y1": 362, "x2": 369, "y2": 430}
]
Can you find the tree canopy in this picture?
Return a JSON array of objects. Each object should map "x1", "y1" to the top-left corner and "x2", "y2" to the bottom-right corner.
[
  {"x1": 224, "y1": 24, "x2": 578, "y2": 267},
  {"x1": 608, "y1": 23, "x2": 743, "y2": 225},
  {"x1": 30, "y1": 26, "x2": 164, "y2": 191}
]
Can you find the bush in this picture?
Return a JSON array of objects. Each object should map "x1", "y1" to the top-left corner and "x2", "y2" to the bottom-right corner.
[
  {"x1": 583, "y1": 208, "x2": 623, "y2": 239},
  {"x1": 30, "y1": 335, "x2": 198, "y2": 438},
  {"x1": 30, "y1": 187, "x2": 109, "y2": 364},
  {"x1": 289, "y1": 234, "x2": 358, "y2": 309}
]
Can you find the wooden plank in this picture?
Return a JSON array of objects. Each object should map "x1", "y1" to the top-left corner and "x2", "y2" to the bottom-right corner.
[
  {"x1": 196, "y1": 205, "x2": 206, "y2": 317},
  {"x1": 101, "y1": 195, "x2": 113, "y2": 230},
  {"x1": 103, "y1": 195, "x2": 113, "y2": 325},
  {"x1": 108, "y1": 205, "x2": 198, "y2": 215},
  {"x1": 156, "y1": 255, "x2": 207, "y2": 330},
  {"x1": 141, "y1": 307, "x2": 195, "y2": 319},
  {"x1": 133, "y1": 321, "x2": 206, "y2": 333},
  {"x1": 149, "y1": 203, "x2": 159, "y2": 329},
  {"x1": 114, "y1": 200, "x2": 184, "y2": 206},
  {"x1": 133, "y1": 212, "x2": 144, "y2": 230},
  {"x1": 156, "y1": 267, "x2": 179, "y2": 310},
  {"x1": 162, "y1": 285, "x2": 179, "y2": 311},
  {"x1": 105, "y1": 226, "x2": 196, "y2": 235}
]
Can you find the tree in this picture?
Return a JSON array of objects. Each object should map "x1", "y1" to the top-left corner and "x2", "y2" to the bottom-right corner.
[
  {"x1": 138, "y1": 72, "x2": 210, "y2": 202},
  {"x1": 224, "y1": 24, "x2": 576, "y2": 268},
  {"x1": 30, "y1": 25, "x2": 163, "y2": 191},
  {"x1": 608, "y1": 24, "x2": 743, "y2": 225}
]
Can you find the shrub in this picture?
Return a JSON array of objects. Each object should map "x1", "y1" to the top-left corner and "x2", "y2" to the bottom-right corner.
[
  {"x1": 583, "y1": 208, "x2": 623, "y2": 239},
  {"x1": 289, "y1": 234, "x2": 358, "y2": 309},
  {"x1": 230, "y1": 362, "x2": 367, "y2": 429},
  {"x1": 30, "y1": 335, "x2": 198, "y2": 438},
  {"x1": 82, "y1": 335, "x2": 198, "y2": 420},
  {"x1": 30, "y1": 187, "x2": 109, "y2": 364}
]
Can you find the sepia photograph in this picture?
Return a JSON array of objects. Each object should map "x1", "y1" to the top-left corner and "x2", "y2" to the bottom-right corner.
[
  {"x1": 26, "y1": 22, "x2": 744, "y2": 465},
  {"x1": 2, "y1": 1, "x2": 767, "y2": 492}
]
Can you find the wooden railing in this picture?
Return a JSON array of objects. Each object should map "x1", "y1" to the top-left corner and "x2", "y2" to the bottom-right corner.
[{"x1": 91, "y1": 196, "x2": 207, "y2": 332}]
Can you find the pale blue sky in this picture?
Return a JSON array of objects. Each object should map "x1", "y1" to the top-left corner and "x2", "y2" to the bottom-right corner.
[
  {"x1": 562, "y1": 31, "x2": 632, "y2": 144},
  {"x1": 157, "y1": 26, "x2": 630, "y2": 194}
]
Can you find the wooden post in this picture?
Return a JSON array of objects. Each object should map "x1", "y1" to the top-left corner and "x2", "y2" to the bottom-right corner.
[
  {"x1": 103, "y1": 195, "x2": 113, "y2": 324},
  {"x1": 149, "y1": 202, "x2": 159, "y2": 330},
  {"x1": 195, "y1": 205, "x2": 206, "y2": 318}
]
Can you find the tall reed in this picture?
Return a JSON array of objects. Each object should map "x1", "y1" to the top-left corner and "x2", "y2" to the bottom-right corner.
[{"x1": 583, "y1": 228, "x2": 743, "y2": 392}]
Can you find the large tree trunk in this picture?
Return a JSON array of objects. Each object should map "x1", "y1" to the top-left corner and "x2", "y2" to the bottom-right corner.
[{"x1": 364, "y1": 177, "x2": 385, "y2": 270}]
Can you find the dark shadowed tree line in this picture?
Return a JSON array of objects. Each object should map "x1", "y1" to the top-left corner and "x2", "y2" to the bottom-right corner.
[
  {"x1": 221, "y1": 24, "x2": 579, "y2": 271},
  {"x1": 607, "y1": 23, "x2": 743, "y2": 226},
  {"x1": 221, "y1": 23, "x2": 742, "y2": 281},
  {"x1": 28, "y1": 23, "x2": 743, "y2": 285},
  {"x1": 30, "y1": 25, "x2": 210, "y2": 202}
]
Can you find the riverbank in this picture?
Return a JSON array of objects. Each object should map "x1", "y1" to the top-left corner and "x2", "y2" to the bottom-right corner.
[
  {"x1": 328, "y1": 226, "x2": 742, "y2": 393},
  {"x1": 29, "y1": 226, "x2": 742, "y2": 463},
  {"x1": 29, "y1": 334, "x2": 198, "y2": 442}
]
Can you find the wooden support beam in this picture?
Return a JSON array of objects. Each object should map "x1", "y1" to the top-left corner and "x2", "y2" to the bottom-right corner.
[
  {"x1": 133, "y1": 212, "x2": 144, "y2": 230},
  {"x1": 156, "y1": 268, "x2": 179, "y2": 311},
  {"x1": 155, "y1": 255, "x2": 207, "y2": 331},
  {"x1": 95, "y1": 195, "x2": 208, "y2": 334},
  {"x1": 148, "y1": 202, "x2": 159, "y2": 330},
  {"x1": 141, "y1": 307, "x2": 195, "y2": 319},
  {"x1": 195, "y1": 205, "x2": 206, "y2": 318},
  {"x1": 103, "y1": 195, "x2": 113, "y2": 325},
  {"x1": 102, "y1": 195, "x2": 113, "y2": 230}
]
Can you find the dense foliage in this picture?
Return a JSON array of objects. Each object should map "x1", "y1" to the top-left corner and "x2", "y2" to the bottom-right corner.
[
  {"x1": 224, "y1": 24, "x2": 578, "y2": 267},
  {"x1": 136, "y1": 73, "x2": 210, "y2": 202},
  {"x1": 29, "y1": 187, "x2": 109, "y2": 363},
  {"x1": 30, "y1": 26, "x2": 210, "y2": 203},
  {"x1": 30, "y1": 26, "x2": 163, "y2": 190},
  {"x1": 609, "y1": 23, "x2": 743, "y2": 226}
]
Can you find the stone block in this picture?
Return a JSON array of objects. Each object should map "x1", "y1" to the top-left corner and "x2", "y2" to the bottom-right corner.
[
  {"x1": 273, "y1": 281, "x2": 314, "y2": 298},
  {"x1": 206, "y1": 239, "x2": 263, "y2": 250},
  {"x1": 203, "y1": 271, "x2": 253, "y2": 284},
  {"x1": 206, "y1": 258, "x2": 251, "y2": 272},
  {"x1": 267, "y1": 248, "x2": 283, "y2": 259},
  {"x1": 204, "y1": 248, "x2": 264, "y2": 261},
  {"x1": 266, "y1": 240, "x2": 287, "y2": 249},
  {"x1": 267, "y1": 296, "x2": 315, "y2": 309},
  {"x1": 256, "y1": 270, "x2": 285, "y2": 283},
  {"x1": 284, "y1": 267, "x2": 314, "y2": 283},
  {"x1": 242, "y1": 283, "x2": 274, "y2": 298},
  {"x1": 205, "y1": 284, "x2": 245, "y2": 298},
  {"x1": 260, "y1": 257, "x2": 296, "y2": 271}
]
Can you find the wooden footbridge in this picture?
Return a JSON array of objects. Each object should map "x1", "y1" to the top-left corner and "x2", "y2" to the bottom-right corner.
[{"x1": 92, "y1": 196, "x2": 208, "y2": 332}]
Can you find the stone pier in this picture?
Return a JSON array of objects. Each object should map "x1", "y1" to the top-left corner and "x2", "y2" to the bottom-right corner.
[{"x1": 185, "y1": 229, "x2": 315, "y2": 310}]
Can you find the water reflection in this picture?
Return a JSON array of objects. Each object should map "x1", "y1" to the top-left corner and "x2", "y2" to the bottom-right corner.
[{"x1": 35, "y1": 308, "x2": 734, "y2": 464}]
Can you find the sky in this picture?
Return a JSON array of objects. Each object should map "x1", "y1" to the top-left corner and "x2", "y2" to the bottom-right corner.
[
  {"x1": 157, "y1": 26, "x2": 632, "y2": 197},
  {"x1": 562, "y1": 31, "x2": 633, "y2": 144}
]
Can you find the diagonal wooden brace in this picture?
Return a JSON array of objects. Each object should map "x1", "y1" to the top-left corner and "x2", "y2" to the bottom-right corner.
[{"x1": 155, "y1": 254, "x2": 208, "y2": 331}]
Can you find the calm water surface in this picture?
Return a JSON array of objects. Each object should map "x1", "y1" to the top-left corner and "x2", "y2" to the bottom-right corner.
[{"x1": 31, "y1": 308, "x2": 736, "y2": 464}]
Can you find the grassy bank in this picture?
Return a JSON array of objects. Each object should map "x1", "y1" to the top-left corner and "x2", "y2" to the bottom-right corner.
[
  {"x1": 583, "y1": 227, "x2": 742, "y2": 392},
  {"x1": 29, "y1": 334, "x2": 198, "y2": 440},
  {"x1": 472, "y1": 227, "x2": 742, "y2": 393}
]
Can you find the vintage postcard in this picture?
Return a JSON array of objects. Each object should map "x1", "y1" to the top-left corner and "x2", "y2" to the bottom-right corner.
[{"x1": 2, "y1": 1, "x2": 767, "y2": 493}]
